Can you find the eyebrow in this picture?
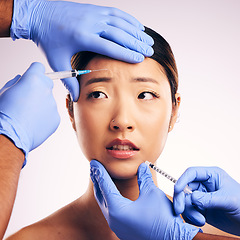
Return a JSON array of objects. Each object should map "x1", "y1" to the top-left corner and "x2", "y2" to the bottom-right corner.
[
  {"x1": 83, "y1": 76, "x2": 160, "y2": 87},
  {"x1": 84, "y1": 77, "x2": 111, "y2": 87},
  {"x1": 132, "y1": 77, "x2": 159, "y2": 85}
]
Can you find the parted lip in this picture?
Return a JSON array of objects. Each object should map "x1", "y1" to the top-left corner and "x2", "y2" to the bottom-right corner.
[{"x1": 106, "y1": 138, "x2": 140, "y2": 150}]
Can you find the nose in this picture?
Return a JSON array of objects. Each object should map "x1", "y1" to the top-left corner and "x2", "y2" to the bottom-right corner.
[{"x1": 110, "y1": 108, "x2": 135, "y2": 132}]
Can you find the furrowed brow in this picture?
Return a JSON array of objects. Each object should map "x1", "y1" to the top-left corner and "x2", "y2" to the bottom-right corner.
[
  {"x1": 84, "y1": 77, "x2": 112, "y2": 87},
  {"x1": 132, "y1": 77, "x2": 159, "y2": 85}
]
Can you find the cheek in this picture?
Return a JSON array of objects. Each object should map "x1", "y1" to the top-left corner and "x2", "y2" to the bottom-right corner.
[
  {"x1": 72, "y1": 96, "x2": 173, "y2": 180},
  {"x1": 73, "y1": 104, "x2": 108, "y2": 161},
  {"x1": 140, "y1": 104, "x2": 172, "y2": 162}
]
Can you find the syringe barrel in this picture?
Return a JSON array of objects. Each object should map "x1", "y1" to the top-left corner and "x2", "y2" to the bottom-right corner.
[
  {"x1": 183, "y1": 185, "x2": 193, "y2": 194},
  {"x1": 46, "y1": 70, "x2": 77, "y2": 80}
]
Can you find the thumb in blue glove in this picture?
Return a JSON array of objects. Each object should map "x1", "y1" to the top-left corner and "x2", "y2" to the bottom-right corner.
[
  {"x1": 90, "y1": 160, "x2": 200, "y2": 240},
  {"x1": 173, "y1": 167, "x2": 240, "y2": 236},
  {"x1": 10, "y1": 0, "x2": 154, "y2": 102}
]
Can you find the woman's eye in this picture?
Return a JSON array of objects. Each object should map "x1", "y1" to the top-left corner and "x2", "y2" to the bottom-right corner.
[
  {"x1": 88, "y1": 91, "x2": 107, "y2": 99},
  {"x1": 138, "y1": 92, "x2": 159, "y2": 100}
]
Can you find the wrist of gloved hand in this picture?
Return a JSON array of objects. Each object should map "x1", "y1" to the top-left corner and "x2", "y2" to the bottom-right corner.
[
  {"x1": 0, "y1": 75, "x2": 29, "y2": 167},
  {"x1": 10, "y1": 0, "x2": 48, "y2": 42},
  {"x1": 0, "y1": 113, "x2": 29, "y2": 167},
  {"x1": 165, "y1": 219, "x2": 202, "y2": 240},
  {"x1": 11, "y1": 0, "x2": 35, "y2": 40}
]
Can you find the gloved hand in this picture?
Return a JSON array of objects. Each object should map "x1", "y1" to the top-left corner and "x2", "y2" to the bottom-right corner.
[
  {"x1": 0, "y1": 62, "x2": 60, "y2": 167},
  {"x1": 10, "y1": 0, "x2": 154, "y2": 102},
  {"x1": 173, "y1": 167, "x2": 240, "y2": 236},
  {"x1": 90, "y1": 160, "x2": 200, "y2": 240}
]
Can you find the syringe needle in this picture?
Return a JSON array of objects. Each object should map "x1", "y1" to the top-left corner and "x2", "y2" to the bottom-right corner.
[{"x1": 145, "y1": 161, "x2": 192, "y2": 194}]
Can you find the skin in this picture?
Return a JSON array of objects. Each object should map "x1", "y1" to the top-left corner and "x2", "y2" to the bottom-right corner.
[
  {"x1": 0, "y1": 135, "x2": 24, "y2": 239},
  {"x1": 6, "y1": 56, "x2": 180, "y2": 239},
  {"x1": 0, "y1": 1, "x2": 21, "y2": 236},
  {"x1": 6, "y1": 57, "x2": 239, "y2": 239},
  {"x1": 0, "y1": 1, "x2": 150, "y2": 236},
  {"x1": 70, "y1": 56, "x2": 180, "y2": 195},
  {"x1": 0, "y1": 0, "x2": 24, "y2": 236},
  {"x1": 194, "y1": 233, "x2": 240, "y2": 240},
  {"x1": 0, "y1": 0, "x2": 13, "y2": 37}
]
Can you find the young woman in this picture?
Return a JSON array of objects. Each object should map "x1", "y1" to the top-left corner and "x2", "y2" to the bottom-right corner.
[{"x1": 6, "y1": 27, "x2": 237, "y2": 240}]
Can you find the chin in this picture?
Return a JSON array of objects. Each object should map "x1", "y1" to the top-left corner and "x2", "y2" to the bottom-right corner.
[
  {"x1": 109, "y1": 170, "x2": 138, "y2": 180},
  {"x1": 101, "y1": 159, "x2": 142, "y2": 180}
]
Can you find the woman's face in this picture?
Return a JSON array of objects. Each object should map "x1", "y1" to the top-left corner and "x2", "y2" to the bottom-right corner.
[{"x1": 68, "y1": 56, "x2": 180, "y2": 179}]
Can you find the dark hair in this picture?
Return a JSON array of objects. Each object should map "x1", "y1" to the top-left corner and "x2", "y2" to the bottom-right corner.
[{"x1": 71, "y1": 26, "x2": 178, "y2": 104}]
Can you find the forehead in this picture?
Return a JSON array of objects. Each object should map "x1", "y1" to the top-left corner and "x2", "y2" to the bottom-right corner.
[{"x1": 81, "y1": 56, "x2": 168, "y2": 84}]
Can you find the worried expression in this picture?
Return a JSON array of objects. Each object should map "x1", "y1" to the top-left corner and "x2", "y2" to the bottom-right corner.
[{"x1": 67, "y1": 56, "x2": 180, "y2": 179}]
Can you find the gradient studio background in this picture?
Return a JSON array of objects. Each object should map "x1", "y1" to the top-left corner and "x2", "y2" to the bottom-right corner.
[{"x1": 1, "y1": 0, "x2": 240, "y2": 237}]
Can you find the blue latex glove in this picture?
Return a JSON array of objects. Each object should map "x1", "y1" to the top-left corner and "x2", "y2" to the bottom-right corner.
[
  {"x1": 10, "y1": 0, "x2": 154, "y2": 101},
  {"x1": 0, "y1": 62, "x2": 60, "y2": 167},
  {"x1": 173, "y1": 167, "x2": 240, "y2": 236},
  {"x1": 90, "y1": 160, "x2": 200, "y2": 240}
]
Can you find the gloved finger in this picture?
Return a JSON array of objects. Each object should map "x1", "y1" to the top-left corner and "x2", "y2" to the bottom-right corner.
[
  {"x1": 137, "y1": 162, "x2": 156, "y2": 195},
  {"x1": 21, "y1": 62, "x2": 54, "y2": 89},
  {"x1": 105, "y1": 6, "x2": 145, "y2": 30},
  {"x1": 173, "y1": 190, "x2": 186, "y2": 215},
  {"x1": 189, "y1": 182, "x2": 208, "y2": 193},
  {"x1": 174, "y1": 179, "x2": 208, "y2": 216},
  {"x1": 50, "y1": 58, "x2": 80, "y2": 102},
  {"x1": 138, "y1": 163, "x2": 177, "y2": 219},
  {"x1": 91, "y1": 168, "x2": 104, "y2": 207},
  {"x1": 191, "y1": 191, "x2": 229, "y2": 210},
  {"x1": 23, "y1": 62, "x2": 45, "y2": 77},
  {"x1": 90, "y1": 160, "x2": 130, "y2": 209},
  {"x1": 188, "y1": 182, "x2": 202, "y2": 191},
  {"x1": 85, "y1": 36, "x2": 145, "y2": 63},
  {"x1": 181, "y1": 194, "x2": 206, "y2": 226},
  {"x1": 105, "y1": 16, "x2": 154, "y2": 46},
  {"x1": 100, "y1": 26, "x2": 154, "y2": 57},
  {"x1": 90, "y1": 160, "x2": 110, "y2": 210},
  {"x1": 175, "y1": 167, "x2": 215, "y2": 194},
  {"x1": 0, "y1": 75, "x2": 21, "y2": 95},
  {"x1": 173, "y1": 181, "x2": 207, "y2": 215},
  {"x1": 61, "y1": 77, "x2": 80, "y2": 102}
]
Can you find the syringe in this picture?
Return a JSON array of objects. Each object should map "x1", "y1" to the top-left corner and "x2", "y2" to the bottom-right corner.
[
  {"x1": 145, "y1": 161, "x2": 192, "y2": 194},
  {"x1": 45, "y1": 69, "x2": 107, "y2": 80}
]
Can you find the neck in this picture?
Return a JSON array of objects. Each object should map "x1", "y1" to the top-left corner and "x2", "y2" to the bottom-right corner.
[
  {"x1": 112, "y1": 176, "x2": 140, "y2": 200},
  {"x1": 112, "y1": 169, "x2": 158, "y2": 200},
  {"x1": 85, "y1": 168, "x2": 158, "y2": 202},
  {"x1": 71, "y1": 169, "x2": 158, "y2": 239}
]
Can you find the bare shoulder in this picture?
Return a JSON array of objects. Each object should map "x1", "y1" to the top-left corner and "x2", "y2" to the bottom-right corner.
[
  {"x1": 202, "y1": 224, "x2": 240, "y2": 238},
  {"x1": 5, "y1": 200, "x2": 87, "y2": 240},
  {"x1": 5, "y1": 220, "x2": 54, "y2": 240}
]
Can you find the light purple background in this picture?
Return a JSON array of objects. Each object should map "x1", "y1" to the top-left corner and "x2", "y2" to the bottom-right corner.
[{"x1": 1, "y1": 0, "x2": 240, "y2": 237}]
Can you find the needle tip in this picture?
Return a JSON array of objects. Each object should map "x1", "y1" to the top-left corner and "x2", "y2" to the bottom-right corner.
[
  {"x1": 145, "y1": 161, "x2": 151, "y2": 166},
  {"x1": 90, "y1": 69, "x2": 108, "y2": 72}
]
